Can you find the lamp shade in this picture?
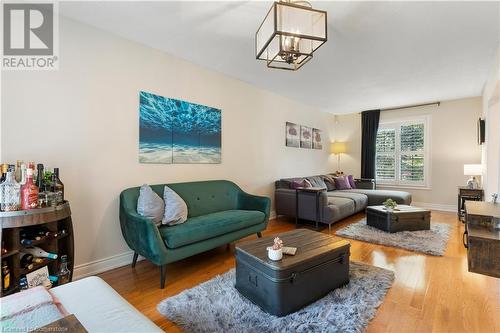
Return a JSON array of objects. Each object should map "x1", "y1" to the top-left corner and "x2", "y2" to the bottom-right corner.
[
  {"x1": 255, "y1": 1, "x2": 327, "y2": 70},
  {"x1": 464, "y1": 164, "x2": 482, "y2": 176},
  {"x1": 331, "y1": 141, "x2": 347, "y2": 154}
]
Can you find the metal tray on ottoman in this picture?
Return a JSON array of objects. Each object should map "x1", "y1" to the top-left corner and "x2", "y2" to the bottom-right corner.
[
  {"x1": 235, "y1": 229, "x2": 350, "y2": 317},
  {"x1": 366, "y1": 205, "x2": 431, "y2": 233}
]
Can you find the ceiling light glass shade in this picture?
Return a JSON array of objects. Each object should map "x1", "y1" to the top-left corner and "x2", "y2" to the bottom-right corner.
[{"x1": 256, "y1": 1, "x2": 327, "y2": 71}]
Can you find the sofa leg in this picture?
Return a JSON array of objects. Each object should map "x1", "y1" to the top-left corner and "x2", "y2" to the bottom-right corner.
[
  {"x1": 131, "y1": 252, "x2": 138, "y2": 268},
  {"x1": 257, "y1": 232, "x2": 262, "y2": 238},
  {"x1": 160, "y1": 265, "x2": 167, "y2": 289}
]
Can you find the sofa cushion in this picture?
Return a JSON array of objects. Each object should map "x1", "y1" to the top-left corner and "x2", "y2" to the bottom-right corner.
[
  {"x1": 326, "y1": 191, "x2": 368, "y2": 211},
  {"x1": 321, "y1": 175, "x2": 336, "y2": 191},
  {"x1": 137, "y1": 184, "x2": 164, "y2": 225},
  {"x1": 327, "y1": 197, "x2": 356, "y2": 219},
  {"x1": 337, "y1": 189, "x2": 412, "y2": 205},
  {"x1": 347, "y1": 175, "x2": 356, "y2": 189},
  {"x1": 290, "y1": 179, "x2": 312, "y2": 189},
  {"x1": 333, "y1": 176, "x2": 352, "y2": 190},
  {"x1": 306, "y1": 176, "x2": 327, "y2": 189},
  {"x1": 159, "y1": 210, "x2": 265, "y2": 249}
]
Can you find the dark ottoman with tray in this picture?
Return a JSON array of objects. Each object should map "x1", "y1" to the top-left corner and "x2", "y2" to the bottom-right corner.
[
  {"x1": 235, "y1": 229, "x2": 350, "y2": 317},
  {"x1": 366, "y1": 205, "x2": 431, "y2": 233}
]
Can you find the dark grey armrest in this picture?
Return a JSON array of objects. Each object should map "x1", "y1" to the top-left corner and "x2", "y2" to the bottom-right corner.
[
  {"x1": 274, "y1": 188, "x2": 328, "y2": 220},
  {"x1": 354, "y1": 178, "x2": 376, "y2": 190}
]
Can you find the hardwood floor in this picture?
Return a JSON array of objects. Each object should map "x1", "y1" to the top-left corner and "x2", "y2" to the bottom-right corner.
[{"x1": 97, "y1": 211, "x2": 500, "y2": 332}]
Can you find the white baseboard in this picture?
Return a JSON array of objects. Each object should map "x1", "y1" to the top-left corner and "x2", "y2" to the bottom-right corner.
[
  {"x1": 73, "y1": 251, "x2": 144, "y2": 280},
  {"x1": 74, "y1": 211, "x2": 278, "y2": 279},
  {"x1": 412, "y1": 201, "x2": 456, "y2": 212}
]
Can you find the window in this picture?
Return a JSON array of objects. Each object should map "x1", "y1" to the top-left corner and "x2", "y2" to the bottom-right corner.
[{"x1": 375, "y1": 116, "x2": 430, "y2": 187}]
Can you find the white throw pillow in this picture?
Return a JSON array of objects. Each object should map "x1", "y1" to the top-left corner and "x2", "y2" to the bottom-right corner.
[
  {"x1": 137, "y1": 184, "x2": 165, "y2": 225},
  {"x1": 162, "y1": 186, "x2": 188, "y2": 226}
]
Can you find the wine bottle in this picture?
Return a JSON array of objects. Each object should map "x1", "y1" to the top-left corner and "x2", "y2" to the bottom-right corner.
[
  {"x1": 36, "y1": 164, "x2": 45, "y2": 192},
  {"x1": 0, "y1": 164, "x2": 8, "y2": 183},
  {"x1": 20, "y1": 238, "x2": 33, "y2": 246},
  {"x1": 57, "y1": 255, "x2": 71, "y2": 285},
  {"x1": 2, "y1": 262, "x2": 10, "y2": 292},
  {"x1": 20, "y1": 168, "x2": 39, "y2": 210},
  {"x1": 23, "y1": 246, "x2": 57, "y2": 259},
  {"x1": 15, "y1": 160, "x2": 23, "y2": 183},
  {"x1": 19, "y1": 252, "x2": 34, "y2": 270},
  {"x1": 52, "y1": 168, "x2": 64, "y2": 205},
  {"x1": 19, "y1": 163, "x2": 27, "y2": 185}
]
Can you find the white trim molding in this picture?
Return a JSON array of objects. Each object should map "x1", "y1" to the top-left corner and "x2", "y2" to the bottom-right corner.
[
  {"x1": 74, "y1": 212, "x2": 279, "y2": 279},
  {"x1": 412, "y1": 201, "x2": 456, "y2": 213}
]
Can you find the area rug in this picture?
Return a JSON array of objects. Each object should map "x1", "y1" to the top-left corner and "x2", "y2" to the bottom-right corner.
[
  {"x1": 335, "y1": 220, "x2": 450, "y2": 256},
  {"x1": 157, "y1": 262, "x2": 394, "y2": 333}
]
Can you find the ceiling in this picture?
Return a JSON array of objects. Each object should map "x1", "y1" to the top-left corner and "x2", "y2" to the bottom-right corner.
[{"x1": 61, "y1": 1, "x2": 500, "y2": 114}]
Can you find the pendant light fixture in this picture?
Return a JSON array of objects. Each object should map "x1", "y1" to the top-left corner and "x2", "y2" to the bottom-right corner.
[{"x1": 255, "y1": 0, "x2": 327, "y2": 71}]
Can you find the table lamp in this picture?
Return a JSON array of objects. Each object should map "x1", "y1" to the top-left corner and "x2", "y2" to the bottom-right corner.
[
  {"x1": 463, "y1": 164, "x2": 482, "y2": 189},
  {"x1": 331, "y1": 141, "x2": 348, "y2": 172}
]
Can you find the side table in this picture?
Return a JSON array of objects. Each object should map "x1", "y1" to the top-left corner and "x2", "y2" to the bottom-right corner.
[
  {"x1": 458, "y1": 187, "x2": 484, "y2": 222},
  {"x1": 295, "y1": 187, "x2": 326, "y2": 230}
]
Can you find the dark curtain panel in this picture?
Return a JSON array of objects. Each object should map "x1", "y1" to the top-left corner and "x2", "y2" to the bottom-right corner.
[{"x1": 361, "y1": 110, "x2": 381, "y2": 179}]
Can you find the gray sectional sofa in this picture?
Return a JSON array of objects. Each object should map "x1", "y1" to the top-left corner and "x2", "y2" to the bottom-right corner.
[{"x1": 275, "y1": 175, "x2": 412, "y2": 227}]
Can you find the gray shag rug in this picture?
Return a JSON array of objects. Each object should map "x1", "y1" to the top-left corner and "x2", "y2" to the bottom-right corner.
[
  {"x1": 157, "y1": 262, "x2": 394, "y2": 333},
  {"x1": 336, "y1": 220, "x2": 450, "y2": 256}
]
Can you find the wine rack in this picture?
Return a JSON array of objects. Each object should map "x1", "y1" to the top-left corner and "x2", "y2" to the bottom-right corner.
[{"x1": 0, "y1": 202, "x2": 74, "y2": 297}]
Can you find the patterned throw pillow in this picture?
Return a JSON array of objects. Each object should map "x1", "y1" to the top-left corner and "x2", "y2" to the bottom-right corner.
[
  {"x1": 162, "y1": 186, "x2": 188, "y2": 226},
  {"x1": 322, "y1": 175, "x2": 336, "y2": 191},
  {"x1": 137, "y1": 184, "x2": 165, "y2": 225},
  {"x1": 347, "y1": 175, "x2": 356, "y2": 189},
  {"x1": 290, "y1": 179, "x2": 312, "y2": 189},
  {"x1": 333, "y1": 176, "x2": 352, "y2": 190}
]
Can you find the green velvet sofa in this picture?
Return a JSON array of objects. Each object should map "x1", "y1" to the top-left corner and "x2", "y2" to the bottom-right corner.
[{"x1": 119, "y1": 180, "x2": 271, "y2": 288}]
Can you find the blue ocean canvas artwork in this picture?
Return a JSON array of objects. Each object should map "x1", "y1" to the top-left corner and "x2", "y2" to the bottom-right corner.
[{"x1": 139, "y1": 91, "x2": 221, "y2": 164}]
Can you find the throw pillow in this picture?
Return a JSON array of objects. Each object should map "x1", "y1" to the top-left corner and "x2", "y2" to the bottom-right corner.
[
  {"x1": 306, "y1": 176, "x2": 327, "y2": 189},
  {"x1": 347, "y1": 175, "x2": 356, "y2": 189},
  {"x1": 137, "y1": 184, "x2": 165, "y2": 225},
  {"x1": 333, "y1": 176, "x2": 352, "y2": 190},
  {"x1": 162, "y1": 186, "x2": 188, "y2": 226},
  {"x1": 321, "y1": 175, "x2": 336, "y2": 191},
  {"x1": 290, "y1": 179, "x2": 312, "y2": 189}
]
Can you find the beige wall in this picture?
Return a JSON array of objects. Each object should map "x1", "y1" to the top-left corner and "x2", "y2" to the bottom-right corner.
[
  {"x1": 333, "y1": 98, "x2": 483, "y2": 209},
  {"x1": 1, "y1": 18, "x2": 336, "y2": 276},
  {"x1": 481, "y1": 46, "x2": 500, "y2": 202}
]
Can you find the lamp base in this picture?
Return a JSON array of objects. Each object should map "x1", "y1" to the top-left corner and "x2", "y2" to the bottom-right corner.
[{"x1": 466, "y1": 176, "x2": 480, "y2": 189}]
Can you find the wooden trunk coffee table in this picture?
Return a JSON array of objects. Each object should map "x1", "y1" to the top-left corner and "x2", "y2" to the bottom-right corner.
[
  {"x1": 366, "y1": 205, "x2": 431, "y2": 233},
  {"x1": 235, "y1": 229, "x2": 350, "y2": 317}
]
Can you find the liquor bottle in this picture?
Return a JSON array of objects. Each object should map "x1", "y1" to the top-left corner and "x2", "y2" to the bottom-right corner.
[
  {"x1": 19, "y1": 163, "x2": 27, "y2": 185},
  {"x1": 27, "y1": 162, "x2": 35, "y2": 182},
  {"x1": 19, "y1": 277, "x2": 28, "y2": 290},
  {"x1": 15, "y1": 160, "x2": 23, "y2": 183},
  {"x1": 2, "y1": 262, "x2": 10, "y2": 292},
  {"x1": 0, "y1": 166, "x2": 21, "y2": 212},
  {"x1": 23, "y1": 246, "x2": 57, "y2": 259},
  {"x1": 20, "y1": 168, "x2": 39, "y2": 210},
  {"x1": 57, "y1": 255, "x2": 71, "y2": 285},
  {"x1": 36, "y1": 164, "x2": 45, "y2": 191},
  {"x1": 36, "y1": 165, "x2": 51, "y2": 208},
  {"x1": 19, "y1": 252, "x2": 34, "y2": 270},
  {"x1": 52, "y1": 168, "x2": 64, "y2": 205},
  {"x1": 0, "y1": 164, "x2": 8, "y2": 183}
]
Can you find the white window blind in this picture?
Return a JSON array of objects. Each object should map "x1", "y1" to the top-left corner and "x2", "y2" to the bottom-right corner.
[{"x1": 375, "y1": 116, "x2": 430, "y2": 187}]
